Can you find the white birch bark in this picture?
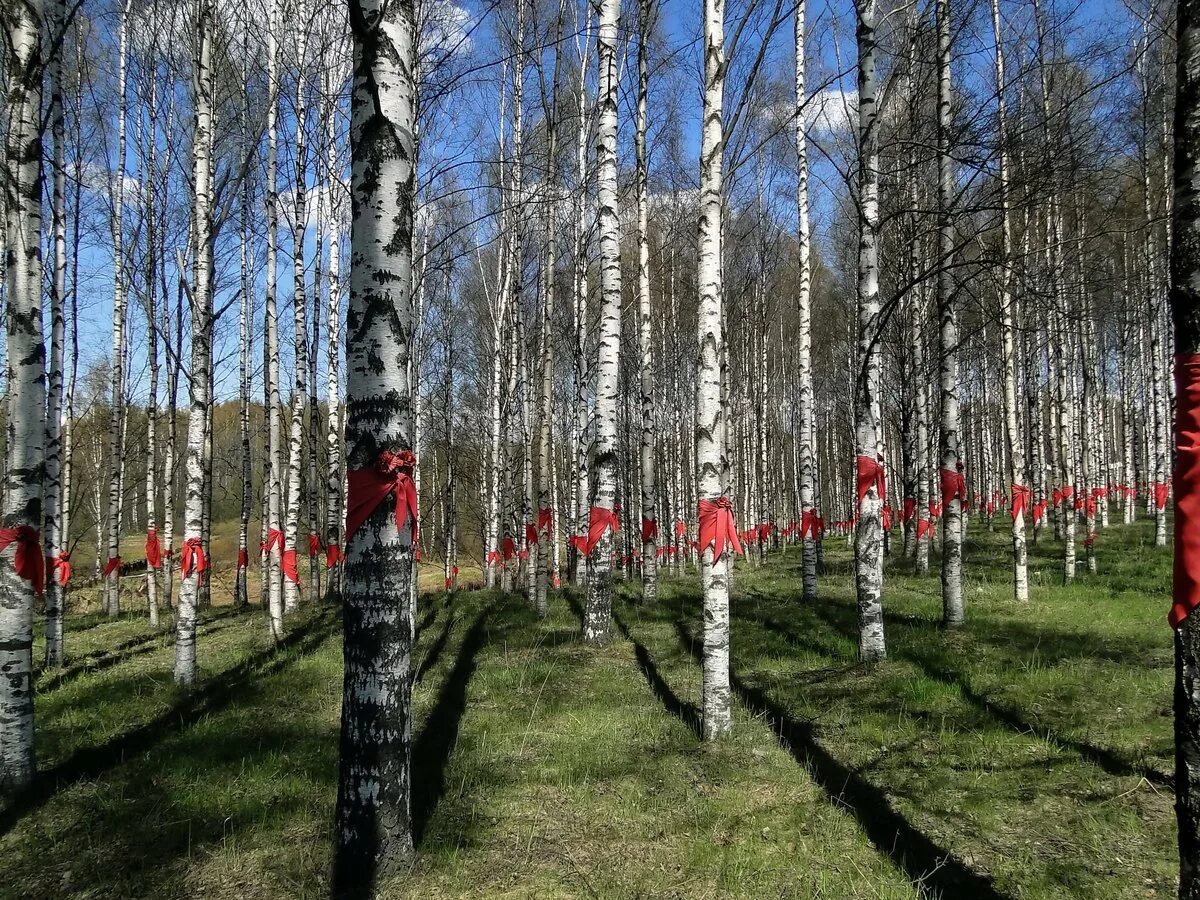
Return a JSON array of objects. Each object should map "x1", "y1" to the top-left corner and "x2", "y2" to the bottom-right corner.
[
  {"x1": 265, "y1": 0, "x2": 285, "y2": 637},
  {"x1": 0, "y1": 0, "x2": 45, "y2": 806},
  {"x1": 174, "y1": 0, "x2": 213, "y2": 687},
  {"x1": 583, "y1": 0, "x2": 622, "y2": 646},
  {"x1": 636, "y1": 0, "x2": 658, "y2": 603},
  {"x1": 795, "y1": 0, "x2": 817, "y2": 600},
  {"x1": 334, "y1": 0, "x2": 418, "y2": 881},
  {"x1": 854, "y1": 0, "x2": 886, "y2": 660}
]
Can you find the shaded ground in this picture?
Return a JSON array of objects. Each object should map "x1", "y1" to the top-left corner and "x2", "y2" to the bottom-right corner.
[{"x1": 0, "y1": 516, "x2": 1176, "y2": 898}]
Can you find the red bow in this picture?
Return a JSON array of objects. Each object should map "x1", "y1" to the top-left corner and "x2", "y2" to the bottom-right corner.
[
  {"x1": 308, "y1": 533, "x2": 323, "y2": 557},
  {"x1": 345, "y1": 449, "x2": 419, "y2": 547},
  {"x1": 103, "y1": 556, "x2": 122, "y2": 578},
  {"x1": 502, "y1": 537, "x2": 517, "y2": 561},
  {"x1": 800, "y1": 509, "x2": 819, "y2": 540},
  {"x1": 0, "y1": 526, "x2": 43, "y2": 594},
  {"x1": 901, "y1": 497, "x2": 916, "y2": 523},
  {"x1": 674, "y1": 520, "x2": 687, "y2": 538},
  {"x1": 939, "y1": 468, "x2": 967, "y2": 505},
  {"x1": 1011, "y1": 484, "x2": 1031, "y2": 520},
  {"x1": 928, "y1": 501, "x2": 942, "y2": 520},
  {"x1": 1155, "y1": 481, "x2": 1170, "y2": 511},
  {"x1": 51, "y1": 551, "x2": 71, "y2": 587},
  {"x1": 758, "y1": 523, "x2": 772, "y2": 543},
  {"x1": 1032, "y1": 500, "x2": 1047, "y2": 525},
  {"x1": 486, "y1": 550, "x2": 502, "y2": 566},
  {"x1": 1084, "y1": 494, "x2": 1097, "y2": 518},
  {"x1": 881, "y1": 506, "x2": 892, "y2": 532},
  {"x1": 698, "y1": 497, "x2": 743, "y2": 560},
  {"x1": 856, "y1": 455, "x2": 886, "y2": 508},
  {"x1": 641, "y1": 518, "x2": 658, "y2": 544},
  {"x1": 538, "y1": 507, "x2": 553, "y2": 535},
  {"x1": 916, "y1": 518, "x2": 935, "y2": 541},
  {"x1": 145, "y1": 529, "x2": 162, "y2": 569},
  {"x1": 237, "y1": 548, "x2": 249, "y2": 571},
  {"x1": 326, "y1": 542, "x2": 344, "y2": 568},
  {"x1": 262, "y1": 528, "x2": 284, "y2": 558},
  {"x1": 517, "y1": 549, "x2": 529, "y2": 560},
  {"x1": 524, "y1": 523, "x2": 538, "y2": 545},
  {"x1": 181, "y1": 538, "x2": 208, "y2": 579},
  {"x1": 1085, "y1": 530, "x2": 1097, "y2": 549},
  {"x1": 583, "y1": 506, "x2": 619, "y2": 555},
  {"x1": 282, "y1": 548, "x2": 300, "y2": 584}
]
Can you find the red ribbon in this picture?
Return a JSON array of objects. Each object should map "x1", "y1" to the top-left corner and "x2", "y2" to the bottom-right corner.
[
  {"x1": 444, "y1": 577, "x2": 453, "y2": 590},
  {"x1": 282, "y1": 548, "x2": 300, "y2": 584},
  {"x1": 517, "y1": 549, "x2": 529, "y2": 561},
  {"x1": 308, "y1": 533, "x2": 322, "y2": 557},
  {"x1": 800, "y1": 509, "x2": 819, "y2": 540},
  {"x1": 1155, "y1": 481, "x2": 1170, "y2": 512},
  {"x1": 1011, "y1": 484, "x2": 1031, "y2": 520},
  {"x1": 486, "y1": 550, "x2": 502, "y2": 566},
  {"x1": 855, "y1": 455, "x2": 886, "y2": 508},
  {"x1": 916, "y1": 518, "x2": 935, "y2": 541},
  {"x1": 758, "y1": 523, "x2": 772, "y2": 543},
  {"x1": 939, "y1": 468, "x2": 967, "y2": 505},
  {"x1": 881, "y1": 506, "x2": 892, "y2": 532},
  {"x1": 145, "y1": 529, "x2": 162, "y2": 569},
  {"x1": 51, "y1": 551, "x2": 71, "y2": 587},
  {"x1": 181, "y1": 538, "x2": 208, "y2": 579},
  {"x1": 697, "y1": 497, "x2": 743, "y2": 560},
  {"x1": 452, "y1": 565, "x2": 459, "y2": 576},
  {"x1": 524, "y1": 523, "x2": 538, "y2": 545},
  {"x1": 262, "y1": 528, "x2": 284, "y2": 558},
  {"x1": 674, "y1": 520, "x2": 687, "y2": 538},
  {"x1": 583, "y1": 506, "x2": 619, "y2": 555},
  {"x1": 538, "y1": 507, "x2": 553, "y2": 535},
  {"x1": 901, "y1": 497, "x2": 916, "y2": 523},
  {"x1": 1033, "y1": 500, "x2": 1048, "y2": 525},
  {"x1": 237, "y1": 548, "x2": 249, "y2": 571},
  {"x1": 0, "y1": 525, "x2": 43, "y2": 594},
  {"x1": 103, "y1": 556, "x2": 122, "y2": 578},
  {"x1": 641, "y1": 518, "x2": 658, "y2": 544},
  {"x1": 1172, "y1": 354, "x2": 1200, "y2": 627},
  {"x1": 502, "y1": 537, "x2": 516, "y2": 561},
  {"x1": 928, "y1": 501, "x2": 942, "y2": 520},
  {"x1": 345, "y1": 449, "x2": 419, "y2": 547},
  {"x1": 326, "y1": 542, "x2": 344, "y2": 568}
]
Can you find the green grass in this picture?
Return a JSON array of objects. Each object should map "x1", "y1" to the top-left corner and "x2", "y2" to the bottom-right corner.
[{"x1": 0, "y1": 516, "x2": 1178, "y2": 898}]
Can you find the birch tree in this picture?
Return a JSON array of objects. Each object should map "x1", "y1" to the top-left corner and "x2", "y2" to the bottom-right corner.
[{"x1": 334, "y1": 0, "x2": 419, "y2": 885}]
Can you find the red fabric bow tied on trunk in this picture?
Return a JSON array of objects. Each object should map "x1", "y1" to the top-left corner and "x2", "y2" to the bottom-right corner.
[
  {"x1": 641, "y1": 518, "x2": 658, "y2": 544},
  {"x1": 538, "y1": 507, "x2": 553, "y2": 535},
  {"x1": 698, "y1": 497, "x2": 743, "y2": 561},
  {"x1": 800, "y1": 509, "x2": 819, "y2": 540},
  {"x1": 486, "y1": 550, "x2": 502, "y2": 566},
  {"x1": 146, "y1": 529, "x2": 162, "y2": 569},
  {"x1": 1011, "y1": 484, "x2": 1032, "y2": 520},
  {"x1": 326, "y1": 543, "x2": 344, "y2": 568},
  {"x1": 583, "y1": 506, "x2": 619, "y2": 555},
  {"x1": 939, "y1": 467, "x2": 967, "y2": 505},
  {"x1": 282, "y1": 549, "x2": 300, "y2": 584},
  {"x1": 901, "y1": 497, "x2": 916, "y2": 523},
  {"x1": 916, "y1": 518, "x2": 935, "y2": 541},
  {"x1": 237, "y1": 548, "x2": 249, "y2": 571},
  {"x1": 1155, "y1": 481, "x2": 1170, "y2": 512},
  {"x1": 1033, "y1": 500, "x2": 1048, "y2": 525},
  {"x1": 0, "y1": 525, "x2": 43, "y2": 594},
  {"x1": 50, "y1": 551, "x2": 71, "y2": 587},
  {"x1": 181, "y1": 538, "x2": 208, "y2": 579},
  {"x1": 525, "y1": 523, "x2": 538, "y2": 546},
  {"x1": 502, "y1": 537, "x2": 517, "y2": 561},
  {"x1": 568, "y1": 535, "x2": 587, "y2": 554},
  {"x1": 308, "y1": 534, "x2": 323, "y2": 557},
  {"x1": 345, "y1": 449, "x2": 419, "y2": 548},
  {"x1": 262, "y1": 528, "x2": 284, "y2": 558},
  {"x1": 855, "y1": 455, "x2": 886, "y2": 508},
  {"x1": 103, "y1": 556, "x2": 122, "y2": 578}
]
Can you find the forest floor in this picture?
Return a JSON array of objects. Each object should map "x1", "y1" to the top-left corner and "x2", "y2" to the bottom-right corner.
[{"x1": 0, "y1": 517, "x2": 1176, "y2": 899}]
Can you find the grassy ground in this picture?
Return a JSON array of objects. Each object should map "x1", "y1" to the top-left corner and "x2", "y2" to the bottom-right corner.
[{"x1": 0, "y1": 515, "x2": 1176, "y2": 898}]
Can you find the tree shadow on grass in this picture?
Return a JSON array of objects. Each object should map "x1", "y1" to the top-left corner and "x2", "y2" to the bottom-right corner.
[
  {"x1": 612, "y1": 607, "x2": 701, "y2": 738},
  {"x1": 0, "y1": 610, "x2": 338, "y2": 838},
  {"x1": 787, "y1": 596, "x2": 1173, "y2": 787},
  {"x1": 669, "y1": 617, "x2": 1011, "y2": 900},
  {"x1": 412, "y1": 608, "x2": 491, "y2": 846}
]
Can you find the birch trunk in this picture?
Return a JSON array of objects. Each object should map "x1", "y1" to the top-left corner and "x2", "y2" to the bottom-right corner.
[
  {"x1": 854, "y1": 0, "x2": 886, "y2": 660},
  {"x1": 636, "y1": 0, "x2": 658, "y2": 603},
  {"x1": 697, "y1": 0, "x2": 732, "y2": 737},
  {"x1": 175, "y1": 0, "x2": 213, "y2": 687},
  {"x1": 795, "y1": 0, "x2": 817, "y2": 600},
  {"x1": 0, "y1": 0, "x2": 45, "y2": 806},
  {"x1": 105, "y1": 0, "x2": 131, "y2": 617},
  {"x1": 584, "y1": 0, "x2": 622, "y2": 646},
  {"x1": 265, "y1": 0, "x2": 285, "y2": 637},
  {"x1": 44, "y1": 0, "x2": 68, "y2": 665},
  {"x1": 325, "y1": 66, "x2": 344, "y2": 601},
  {"x1": 333, "y1": 0, "x2": 418, "y2": 881},
  {"x1": 143, "y1": 55, "x2": 161, "y2": 626},
  {"x1": 237, "y1": 20, "x2": 253, "y2": 610}
]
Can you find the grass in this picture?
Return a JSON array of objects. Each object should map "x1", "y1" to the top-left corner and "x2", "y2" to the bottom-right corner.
[{"x1": 0, "y1": 515, "x2": 1177, "y2": 898}]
